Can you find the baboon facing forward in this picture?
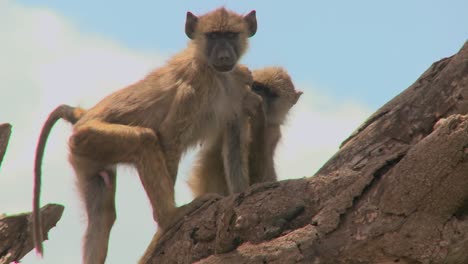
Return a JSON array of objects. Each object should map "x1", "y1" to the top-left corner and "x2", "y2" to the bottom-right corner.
[
  {"x1": 189, "y1": 67, "x2": 302, "y2": 197},
  {"x1": 33, "y1": 7, "x2": 259, "y2": 264}
]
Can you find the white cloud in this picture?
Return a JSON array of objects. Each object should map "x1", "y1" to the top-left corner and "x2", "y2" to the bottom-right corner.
[
  {"x1": 275, "y1": 85, "x2": 371, "y2": 180},
  {"x1": 0, "y1": 2, "x2": 371, "y2": 263},
  {"x1": 0, "y1": 2, "x2": 165, "y2": 263}
]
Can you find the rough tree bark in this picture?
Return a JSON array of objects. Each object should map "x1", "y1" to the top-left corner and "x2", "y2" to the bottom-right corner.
[
  {"x1": 0, "y1": 123, "x2": 11, "y2": 168},
  {"x1": 0, "y1": 204, "x2": 64, "y2": 264},
  {"x1": 0, "y1": 125, "x2": 64, "y2": 263},
  {"x1": 143, "y1": 41, "x2": 468, "y2": 264}
]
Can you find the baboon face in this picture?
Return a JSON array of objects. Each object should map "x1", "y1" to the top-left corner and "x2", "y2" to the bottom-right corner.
[
  {"x1": 252, "y1": 82, "x2": 279, "y2": 100},
  {"x1": 252, "y1": 68, "x2": 303, "y2": 125},
  {"x1": 252, "y1": 82, "x2": 280, "y2": 116},
  {"x1": 253, "y1": 82, "x2": 301, "y2": 125},
  {"x1": 204, "y1": 31, "x2": 241, "y2": 72},
  {"x1": 185, "y1": 8, "x2": 257, "y2": 72}
]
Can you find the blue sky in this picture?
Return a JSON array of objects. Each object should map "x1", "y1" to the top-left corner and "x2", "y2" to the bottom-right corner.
[
  {"x1": 16, "y1": 0, "x2": 468, "y2": 107},
  {"x1": 0, "y1": 0, "x2": 467, "y2": 263}
]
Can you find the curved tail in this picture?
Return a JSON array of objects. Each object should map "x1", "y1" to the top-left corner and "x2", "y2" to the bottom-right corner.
[{"x1": 33, "y1": 104, "x2": 85, "y2": 256}]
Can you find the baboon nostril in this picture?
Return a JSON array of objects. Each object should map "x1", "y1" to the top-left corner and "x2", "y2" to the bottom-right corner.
[
  {"x1": 218, "y1": 55, "x2": 230, "y2": 62},
  {"x1": 217, "y1": 49, "x2": 232, "y2": 63}
]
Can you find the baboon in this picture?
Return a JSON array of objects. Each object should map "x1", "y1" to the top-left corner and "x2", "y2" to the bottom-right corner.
[
  {"x1": 189, "y1": 67, "x2": 302, "y2": 197},
  {"x1": 33, "y1": 7, "x2": 258, "y2": 264}
]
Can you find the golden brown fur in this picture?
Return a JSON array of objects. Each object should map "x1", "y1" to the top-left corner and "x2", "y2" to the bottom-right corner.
[
  {"x1": 189, "y1": 67, "x2": 302, "y2": 197},
  {"x1": 32, "y1": 7, "x2": 257, "y2": 264}
]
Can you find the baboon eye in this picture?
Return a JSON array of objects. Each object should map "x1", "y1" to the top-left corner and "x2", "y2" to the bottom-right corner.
[
  {"x1": 205, "y1": 32, "x2": 238, "y2": 40},
  {"x1": 206, "y1": 32, "x2": 220, "y2": 39},
  {"x1": 252, "y1": 83, "x2": 278, "y2": 98},
  {"x1": 225, "y1": 32, "x2": 239, "y2": 39},
  {"x1": 252, "y1": 85, "x2": 263, "y2": 94}
]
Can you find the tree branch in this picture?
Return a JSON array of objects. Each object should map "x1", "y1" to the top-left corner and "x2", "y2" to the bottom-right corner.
[
  {"x1": 0, "y1": 204, "x2": 64, "y2": 264},
  {"x1": 0, "y1": 123, "x2": 11, "y2": 169},
  {"x1": 143, "y1": 41, "x2": 468, "y2": 263}
]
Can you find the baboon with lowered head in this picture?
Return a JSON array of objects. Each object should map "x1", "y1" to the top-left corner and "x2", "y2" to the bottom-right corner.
[
  {"x1": 33, "y1": 7, "x2": 259, "y2": 264},
  {"x1": 189, "y1": 67, "x2": 302, "y2": 197}
]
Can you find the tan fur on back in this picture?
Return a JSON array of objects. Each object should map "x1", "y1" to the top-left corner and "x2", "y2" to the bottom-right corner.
[{"x1": 77, "y1": 46, "x2": 251, "y2": 151}]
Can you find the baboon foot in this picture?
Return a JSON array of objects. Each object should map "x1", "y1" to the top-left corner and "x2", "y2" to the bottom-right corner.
[
  {"x1": 179, "y1": 193, "x2": 223, "y2": 218},
  {"x1": 160, "y1": 193, "x2": 222, "y2": 231},
  {"x1": 243, "y1": 90, "x2": 263, "y2": 117}
]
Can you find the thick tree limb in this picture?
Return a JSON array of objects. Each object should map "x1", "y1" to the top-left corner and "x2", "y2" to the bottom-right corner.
[
  {"x1": 0, "y1": 204, "x2": 64, "y2": 264},
  {"x1": 143, "y1": 41, "x2": 468, "y2": 264},
  {"x1": 0, "y1": 123, "x2": 11, "y2": 168}
]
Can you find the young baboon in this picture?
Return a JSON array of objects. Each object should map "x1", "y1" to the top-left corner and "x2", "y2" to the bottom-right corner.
[
  {"x1": 33, "y1": 7, "x2": 258, "y2": 264},
  {"x1": 189, "y1": 67, "x2": 302, "y2": 197},
  {"x1": 250, "y1": 67, "x2": 302, "y2": 183}
]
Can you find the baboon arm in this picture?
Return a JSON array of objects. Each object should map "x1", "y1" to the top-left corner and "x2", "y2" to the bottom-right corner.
[
  {"x1": 248, "y1": 105, "x2": 268, "y2": 185},
  {"x1": 222, "y1": 117, "x2": 249, "y2": 194},
  {"x1": 159, "y1": 87, "x2": 195, "y2": 131}
]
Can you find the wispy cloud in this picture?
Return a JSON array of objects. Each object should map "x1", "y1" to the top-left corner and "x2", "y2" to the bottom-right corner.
[
  {"x1": 276, "y1": 87, "x2": 371, "y2": 180},
  {"x1": 0, "y1": 2, "x2": 164, "y2": 263}
]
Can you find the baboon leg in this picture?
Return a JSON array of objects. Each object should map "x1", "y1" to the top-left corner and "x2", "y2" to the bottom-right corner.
[
  {"x1": 136, "y1": 141, "x2": 220, "y2": 229},
  {"x1": 70, "y1": 156, "x2": 117, "y2": 264},
  {"x1": 138, "y1": 194, "x2": 222, "y2": 264},
  {"x1": 70, "y1": 119, "x2": 157, "y2": 164},
  {"x1": 164, "y1": 148, "x2": 182, "y2": 186},
  {"x1": 248, "y1": 106, "x2": 268, "y2": 185},
  {"x1": 135, "y1": 143, "x2": 176, "y2": 228}
]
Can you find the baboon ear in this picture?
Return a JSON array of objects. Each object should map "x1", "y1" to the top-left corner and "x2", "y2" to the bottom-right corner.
[
  {"x1": 294, "y1": 91, "x2": 303, "y2": 104},
  {"x1": 185, "y1": 11, "x2": 199, "y2": 39},
  {"x1": 243, "y1": 10, "x2": 257, "y2": 37}
]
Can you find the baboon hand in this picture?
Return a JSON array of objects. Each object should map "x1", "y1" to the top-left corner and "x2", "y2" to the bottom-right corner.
[{"x1": 243, "y1": 90, "x2": 263, "y2": 117}]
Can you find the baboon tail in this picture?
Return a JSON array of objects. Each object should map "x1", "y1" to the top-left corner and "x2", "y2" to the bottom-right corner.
[{"x1": 33, "y1": 104, "x2": 85, "y2": 256}]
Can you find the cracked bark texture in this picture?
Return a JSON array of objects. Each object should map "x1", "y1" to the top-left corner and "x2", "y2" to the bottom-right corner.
[
  {"x1": 0, "y1": 123, "x2": 11, "y2": 168},
  {"x1": 0, "y1": 204, "x2": 64, "y2": 264},
  {"x1": 143, "y1": 41, "x2": 468, "y2": 264}
]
